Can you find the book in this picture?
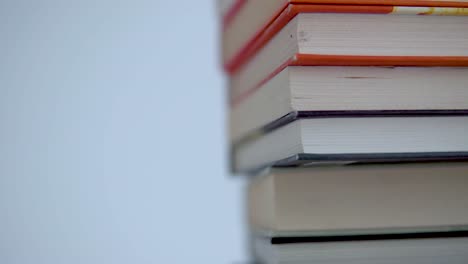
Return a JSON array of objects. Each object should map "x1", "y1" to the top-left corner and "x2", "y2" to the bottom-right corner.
[
  {"x1": 230, "y1": 66, "x2": 468, "y2": 142},
  {"x1": 234, "y1": 116, "x2": 468, "y2": 172},
  {"x1": 229, "y1": 10, "x2": 468, "y2": 104},
  {"x1": 248, "y1": 163, "x2": 468, "y2": 237},
  {"x1": 223, "y1": 1, "x2": 468, "y2": 73},
  {"x1": 252, "y1": 234, "x2": 468, "y2": 264}
]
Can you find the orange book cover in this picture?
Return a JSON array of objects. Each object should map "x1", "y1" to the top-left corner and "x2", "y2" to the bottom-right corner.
[{"x1": 223, "y1": 1, "x2": 468, "y2": 74}]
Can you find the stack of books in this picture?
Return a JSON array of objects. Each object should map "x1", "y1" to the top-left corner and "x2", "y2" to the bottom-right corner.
[{"x1": 219, "y1": 0, "x2": 468, "y2": 263}]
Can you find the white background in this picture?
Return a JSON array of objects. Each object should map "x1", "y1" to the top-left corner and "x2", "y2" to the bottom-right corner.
[{"x1": 0, "y1": 0, "x2": 245, "y2": 263}]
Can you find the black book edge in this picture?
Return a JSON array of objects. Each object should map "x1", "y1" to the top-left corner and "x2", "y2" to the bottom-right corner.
[
  {"x1": 238, "y1": 152, "x2": 468, "y2": 175},
  {"x1": 274, "y1": 152, "x2": 468, "y2": 167},
  {"x1": 269, "y1": 230, "x2": 468, "y2": 245}
]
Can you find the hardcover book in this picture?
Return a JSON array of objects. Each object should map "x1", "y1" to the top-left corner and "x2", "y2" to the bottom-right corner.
[
  {"x1": 234, "y1": 115, "x2": 468, "y2": 172},
  {"x1": 229, "y1": 10, "x2": 468, "y2": 104},
  {"x1": 252, "y1": 234, "x2": 468, "y2": 264},
  {"x1": 248, "y1": 163, "x2": 468, "y2": 237},
  {"x1": 230, "y1": 66, "x2": 468, "y2": 142},
  {"x1": 223, "y1": 0, "x2": 468, "y2": 73}
]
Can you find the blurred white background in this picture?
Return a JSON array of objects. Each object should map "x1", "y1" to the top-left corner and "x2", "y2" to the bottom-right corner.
[{"x1": 0, "y1": 0, "x2": 245, "y2": 263}]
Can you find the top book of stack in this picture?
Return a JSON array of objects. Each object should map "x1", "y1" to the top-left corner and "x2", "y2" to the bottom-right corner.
[{"x1": 222, "y1": 0, "x2": 468, "y2": 74}]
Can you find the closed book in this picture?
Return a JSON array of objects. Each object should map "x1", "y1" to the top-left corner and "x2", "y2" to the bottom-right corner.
[
  {"x1": 248, "y1": 163, "x2": 468, "y2": 237},
  {"x1": 252, "y1": 234, "x2": 468, "y2": 264},
  {"x1": 230, "y1": 66, "x2": 468, "y2": 143},
  {"x1": 234, "y1": 115, "x2": 468, "y2": 172},
  {"x1": 229, "y1": 9, "x2": 468, "y2": 103},
  {"x1": 223, "y1": 1, "x2": 468, "y2": 73}
]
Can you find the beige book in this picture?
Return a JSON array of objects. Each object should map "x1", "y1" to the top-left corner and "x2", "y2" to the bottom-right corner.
[{"x1": 249, "y1": 162, "x2": 468, "y2": 237}]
